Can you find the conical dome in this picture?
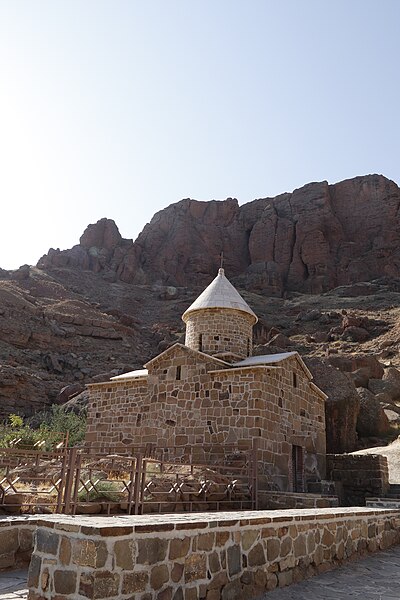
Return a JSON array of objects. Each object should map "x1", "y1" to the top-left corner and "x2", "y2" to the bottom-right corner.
[
  {"x1": 182, "y1": 268, "x2": 257, "y2": 323},
  {"x1": 182, "y1": 269, "x2": 257, "y2": 360}
]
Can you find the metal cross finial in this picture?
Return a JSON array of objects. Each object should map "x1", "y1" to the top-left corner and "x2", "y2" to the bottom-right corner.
[{"x1": 220, "y1": 252, "x2": 224, "y2": 269}]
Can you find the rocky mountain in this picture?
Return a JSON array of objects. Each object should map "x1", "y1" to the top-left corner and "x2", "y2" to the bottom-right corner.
[
  {"x1": 38, "y1": 174, "x2": 400, "y2": 296},
  {"x1": 2, "y1": 173, "x2": 400, "y2": 454}
]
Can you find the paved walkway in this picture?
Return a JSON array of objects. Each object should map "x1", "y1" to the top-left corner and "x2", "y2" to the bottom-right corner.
[
  {"x1": 0, "y1": 570, "x2": 28, "y2": 600},
  {"x1": 3, "y1": 546, "x2": 400, "y2": 599}
]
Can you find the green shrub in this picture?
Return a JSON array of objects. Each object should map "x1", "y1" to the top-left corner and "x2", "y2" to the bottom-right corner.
[
  {"x1": 0, "y1": 405, "x2": 87, "y2": 449},
  {"x1": 0, "y1": 423, "x2": 45, "y2": 449},
  {"x1": 78, "y1": 479, "x2": 122, "y2": 503},
  {"x1": 9, "y1": 414, "x2": 23, "y2": 428},
  {"x1": 36, "y1": 405, "x2": 87, "y2": 447}
]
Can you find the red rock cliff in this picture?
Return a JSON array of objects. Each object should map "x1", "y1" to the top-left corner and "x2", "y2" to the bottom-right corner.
[{"x1": 37, "y1": 174, "x2": 400, "y2": 296}]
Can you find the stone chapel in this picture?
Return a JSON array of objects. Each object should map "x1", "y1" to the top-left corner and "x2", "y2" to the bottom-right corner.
[{"x1": 85, "y1": 269, "x2": 327, "y2": 492}]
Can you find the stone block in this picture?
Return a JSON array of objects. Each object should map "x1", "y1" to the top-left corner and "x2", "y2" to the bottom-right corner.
[
  {"x1": 254, "y1": 569, "x2": 267, "y2": 588},
  {"x1": 150, "y1": 564, "x2": 169, "y2": 590},
  {"x1": 27, "y1": 554, "x2": 42, "y2": 588},
  {"x1": 171, "y1": 562, "x2": 184, "y2": 582},
  {"x1": 72, "y1": 539, "x2": 107, "y2": 568},
  {"x1": 279, "y1": 555, "x2": 295, "y2": 571},
  {"x1": 114, "y1": 539, "x2": 135, "y2": 569},
  {"x1": 54, "y1": 570, "x2": 77, "y2": 595},
  {"x1": 19, "y1": 528, "x2": 34, "y2": 552},
  {"x1": 322, "y1": 528, "x2": 334, "y2": 546},
  {"x1": 157, "y1": 588, "x2": 173, "y2": 600},
  {"x1": 197, "y1": 532, "x2": 215, "y2": 551},
  {"x1": 172, "y1": 587, "x2": 184, "y2": 600},
  {"x1": 227, "y1": 544, "x2": 241, "y2": 577},
  {"x1": 280, "y1": 536, "x2": 292, "y2": 557},
  {"x1": 169, "y1": 537, "x2": 191, "y2": 560},
  {"x1": 59, "y1": 536, "x2": 71, "y2": 565},
  {"x1": 277, "y1": 569, "x2": 293, "y2": 587},
  {"x1": 185, "y1": 553, "x2": 207, "y2": 583},
  {"x1": 138, "y1": 538, "x2": 168, "y2": 564},
  {"x1": 206, "y1": 591, "x2": 220, "y2": 600},
  {"x1": 294, "y1": 534, "x2": 307, "y2": 558},
  {"x1": 242, "y1": 530, "x2": 258, "y2": 550},
  {"x1": 248, "y1": 542, "x2": 265, "y2": 567},
  {"x1": 266, "y1": 538, "x2": 280, "y2": 561},
  {"x1": 266, "y1": 572, "x2": 278, "y2": 590},
  {"x1": 79, "y1": 573, "x2": 94, "y2": 597},
  {"x1": 0, "y1": 527, "x2": 19, "y2": 555},
  {"x1": 122, "y1": 572, "x2": 148, "y2": 594},
  {"x1": 216, "y1": 531, "x2": 230, "y2": 547},
  {"x1": 208, "y1": 550, "x2": 220, "y2": 573},
  {"x1": 40, "y1": 569, "x2": 49, "y2": 592},
  {"x1": 36, "y1": 529, "x2": 59, "y2": 555},
  {"x1": 93, "y1": 572, "x2": 120, "y2": 599},
  {"x1": 221, "y1": 580, "x2": 243, "y2": 600}
]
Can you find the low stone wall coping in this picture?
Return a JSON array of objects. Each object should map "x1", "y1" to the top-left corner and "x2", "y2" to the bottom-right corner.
[
  {"x1": 15, "y1": 507, "x2": 400, "y2": 535},
  {"x1": 0, "y1": 515, "x2": 43, "y2": 528}
]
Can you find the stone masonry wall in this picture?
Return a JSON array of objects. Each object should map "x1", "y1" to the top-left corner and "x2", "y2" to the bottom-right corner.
[
  {"x1": 27, "y1": 508, "x2": 400, "y2": 600},
  {"x1": 86, "y1": 346, "x2": 326, "y2": 492},
  {"x1": 0, "y1": 516, "x2": 36, "y2": 570},
  {"x1": 184, "y1": 309, "x2": 254, "y2": 359},
  {"x1": 327, "y1": 454, "x2": 389, "y2": 506}
]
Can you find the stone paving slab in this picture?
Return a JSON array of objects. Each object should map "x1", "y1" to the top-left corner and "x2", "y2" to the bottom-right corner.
[
  {"x1": 263, "y1": 545, "x2": 400, "y2": 599},
  {"x1": 0, "y1": 569, "x2": 28, "y2": 600}
]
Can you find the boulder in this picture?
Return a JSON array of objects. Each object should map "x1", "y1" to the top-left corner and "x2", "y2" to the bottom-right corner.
[
  {"x1": 349, "y1": 368, "x2": 370, "y2": 388},
  {"x1": 383, "y1": 408, "x2": 400, "y2": 425},
  {"x1": 266, "y1": 333, "x2": 293, "y2": 348},
  {"x1": 57, "y1": 383, "x2": 85, "y2": 405},
  {"x1": 328, "y1": 355, "x2": 384, "y2": 379},
  {"x1": 305, "y1": 358, "x2": 360, "y2": 453},
  {"x1": 341, "y1": 314, "x2": 371, "y2": 330},
  {"x1": 382, "y1": 367, "x2": 400, "y2": 401},
  {"x1": 341, "y1": 326, "x2": 369, "y2": 342},
  {"x1": 368, "y1": 375, "x2": 400, "y2": 402},
  {"x1": 356, "y1": 388, "x2": 391, "y2": 437}
]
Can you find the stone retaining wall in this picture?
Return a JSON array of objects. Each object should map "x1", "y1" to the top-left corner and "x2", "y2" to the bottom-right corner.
[
  {"x1": 0, "y1": 516, "x2": 36, "y2": 570},
  {"x1": 27, "y1": 508, "x2": 400, "y2": 600},
  {"x1": 258, "y1": 491, "x2": 339, "y2": 510},
  {"x1": 327, "y1": 453, "x2": 389, "y2": 505}
]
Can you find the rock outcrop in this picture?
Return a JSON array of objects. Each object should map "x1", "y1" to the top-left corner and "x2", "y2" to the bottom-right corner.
[
  {"x1": 306, "y1": 358, "x2": 361, "y2": 454},
  {"x1": 37, "y1": 174, "x2": 400, "y2": 296}
]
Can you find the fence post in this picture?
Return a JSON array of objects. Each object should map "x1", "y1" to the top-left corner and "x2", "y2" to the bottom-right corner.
[
  {"x1": 56, "y1": 450, "x2": 69, "y2": 513},
  {"x1": 63, "y1": 447, "x2": 78, "y2": 514},
  {"x1": 71, "y1": 452, "x2": 82, "y2": 515},
  {"x1": 131, "y1": 453, "x2": 143, "y2": 515}
]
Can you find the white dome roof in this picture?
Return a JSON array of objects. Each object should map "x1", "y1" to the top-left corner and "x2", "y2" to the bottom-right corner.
[{"x1": 182, "y1": 268, "x2": 257, "y2": 323}]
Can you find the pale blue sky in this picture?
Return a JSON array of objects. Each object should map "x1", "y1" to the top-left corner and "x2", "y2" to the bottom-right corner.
[{"x1": 1, "y1": 1, "x2": 399, "y2": 268}]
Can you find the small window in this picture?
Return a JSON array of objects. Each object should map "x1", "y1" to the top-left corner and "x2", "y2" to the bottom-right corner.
[
  {"x1": 176, "y1": 365, "x2": 181, "y2": 381},
  {"x1": 199, "y1": 334, "x2": 203, "y2": 352},
  {"x1": 247, "y1": 338, "x2": 251, "y2": 357},
  {"x1": 293, "y1": 372, "x2": 297, "y2": 388}
]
